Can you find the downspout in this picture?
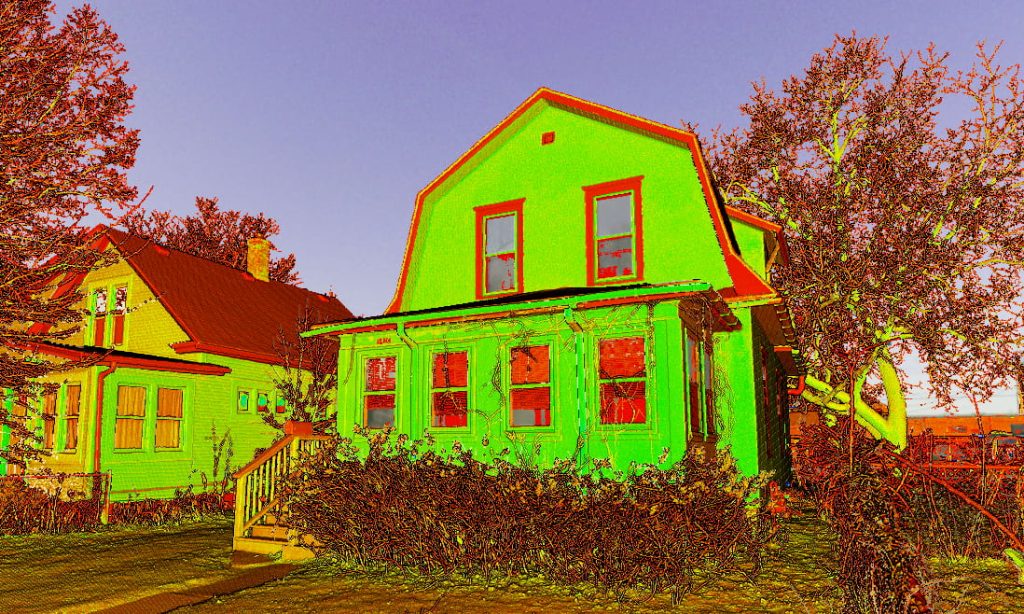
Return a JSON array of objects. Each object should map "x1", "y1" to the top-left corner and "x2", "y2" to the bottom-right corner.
[
  {"x1": 396, "y1": 322, "x2": 417, "y2": 438},
  {"x1": 564, "y1": 308, "x2": 587, "y2": 470},
  {"x1": 94, "y1": 363, "x2": 117, "y2": 523},
  {"x1": 396, "y1": 321, "x2": 417, "y2": 350}
]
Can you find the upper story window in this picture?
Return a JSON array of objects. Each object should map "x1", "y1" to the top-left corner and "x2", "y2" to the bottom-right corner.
[
  {"x1": 112, "y1": 285, "x2": 127, "y2": 346},
  {"x1": 92, "y1": 288, "x2": 108, "y2": 346},
  {"x1": 475, "y1": 199, "x2": 524, "y2": 299},
  {"x1": 583, "y1": 177, "x2": 644, "y2": 285},
  {"x1": 91, "y1": 284, "x2": 127, "y2": 347}
]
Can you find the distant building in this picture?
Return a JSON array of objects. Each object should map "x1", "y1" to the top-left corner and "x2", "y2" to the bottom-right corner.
[{"x1": 1, "y1": 227, "x2": 352, "y2": 501}]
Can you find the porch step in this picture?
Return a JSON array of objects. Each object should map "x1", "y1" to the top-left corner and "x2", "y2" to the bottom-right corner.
[{"x1": 250, "y1": 524, "x2": 289, "y2": 541}]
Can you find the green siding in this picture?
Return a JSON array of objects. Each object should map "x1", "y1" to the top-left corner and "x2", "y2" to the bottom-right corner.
[{"x1": 337, "y1": 301, "x2": 701, "y2": 472}]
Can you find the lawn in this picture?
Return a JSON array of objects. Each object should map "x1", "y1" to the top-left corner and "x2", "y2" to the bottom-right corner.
[
  {"x1": 3, "y1": 512, "x2": 1024, "y2": 612},
  {"x1": 183, "y1": 513, "x2": 842, "y2": 613},
  {"x1": 0, "y1": 517, "x2": 247, "y2": 613}
]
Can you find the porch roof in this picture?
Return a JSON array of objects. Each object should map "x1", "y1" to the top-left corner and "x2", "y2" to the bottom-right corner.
[
  {"x1": 306, "y1": 281, "x2": 741, "y2": 337},
  {"x1": 21, "y1": 342, "x2": 231, "y2": 376}
]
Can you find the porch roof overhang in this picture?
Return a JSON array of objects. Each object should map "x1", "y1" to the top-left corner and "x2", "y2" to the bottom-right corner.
[
  {"x1": 19, "y1": 341, "x2": 231, "y2": 376},
  {"x1": 306, "y1": 281, "x2": 741, "y2": 337}
]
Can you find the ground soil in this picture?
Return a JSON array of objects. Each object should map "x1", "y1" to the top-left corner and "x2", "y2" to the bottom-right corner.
[{"x1": 2, "y1": 513, "x2": 1024, "y2": 612}]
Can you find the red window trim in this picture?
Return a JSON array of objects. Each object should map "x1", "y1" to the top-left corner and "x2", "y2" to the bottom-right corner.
[
  {"x1": 509, "y1": 344, "x2": 552, "y2": 428},
  {"x1": 583, "y1": 176, "x2": 644, "y2": 287},
  {"x1": 430, "y1": 350, "x2": 470, "y2": 428},
  {"x1": 597, "y1": 335, "x2": 649, "y2": 425},
  {"x1": 474, "y1": 199, "x2": 525, "y2": 300},
  {"x1": 363, "y1": 355, "x2": 397, "y2": 429}
]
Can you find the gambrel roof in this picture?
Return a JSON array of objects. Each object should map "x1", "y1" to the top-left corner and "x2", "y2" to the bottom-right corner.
[{"x1": 385, "y1": 87, "x2": 776, "y2": 314}]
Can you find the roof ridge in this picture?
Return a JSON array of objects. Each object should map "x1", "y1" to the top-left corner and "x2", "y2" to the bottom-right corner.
[{"x1": 104, "y1": 226, "x2": 330, "y2": 298}]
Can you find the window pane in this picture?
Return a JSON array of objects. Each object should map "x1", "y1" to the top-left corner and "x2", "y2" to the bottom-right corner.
[
  {"x1": 596, "y1": 194, "x2": 632, "y2": 236},
  {"x1": 117, "y1": 386, "x2": 146, "y2": 417},
  {"x1": 115, "y1": 418, "x2": 143, "y2": 449},
  {"x1": 485, "y1": 253, "x2": 516, "y2": 293},
  {"x1": 43, "y1": 392, "x2": 56, "y2": 415},
  {"x1": 276, "y1": 397, "x2": 287, "y2": 414},
  {"x1": 599, "y1": 337, "x2": 646, "y2": 379},
  {"x1": 597, "y1": 236, "x2": 634, "y2": 279},
  {"x1": 157, "y1": 389, "x2": 183, "y2": 418},
  {"x1": 65, "y1": 385, "x2": 81, "y2": 417},
  {"x1": 237, "y1": 390, "x2": 249, "y2": 412},
  {"x1": 257, "y1": 391, "x2": 270, "y2": 412},
  {"x1": 113, "y1": 286, "x2": 127, "y2": 314},
  {"x1": 511, "y1": 346, "x2": 550, "y2": 385},
  {"x1": 432, "y1": 352, "x2": 468, "y2": 388},
  {"x1": 600, "y1": 381, "x2": 647, "y2": 424},
  {"x1": 366, "y1": 394, "x2": 396, "y2": 429},
  {"x1": 485, "y1": 215, "x2": 515, "y2": 253},
  {"x1": 511, "y1": 388, "x2": 551, "y2": 427},
  {"x1": 366, "y1": 357, "x2": 397, "y2": 391},
  {"x1": 432, "y1": 391, "x2": 468, "y2": 427},
  {"x1": 155, "y1": 419, "x2": 180, "y2": 448},
  {"x1": 94, "y1": 288, "x2": 108, "y2": 315},
  {"x1": 65, "y1": 418, "x2": 79, "y2": 451}
]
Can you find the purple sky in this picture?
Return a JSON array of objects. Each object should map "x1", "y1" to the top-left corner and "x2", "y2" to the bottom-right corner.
[{"x1": 54, "y1": 0, "x2": 1024, "y2": 318}]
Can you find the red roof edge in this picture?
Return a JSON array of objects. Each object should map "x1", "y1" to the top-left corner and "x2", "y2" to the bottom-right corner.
[{"x1": 171, "y1": 341, "x2": 282, "y2": 367}]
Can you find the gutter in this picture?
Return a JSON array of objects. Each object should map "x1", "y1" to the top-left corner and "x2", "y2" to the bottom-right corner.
[{"x1": 396, "y1": 321, "x2": 417, "y2": 350}]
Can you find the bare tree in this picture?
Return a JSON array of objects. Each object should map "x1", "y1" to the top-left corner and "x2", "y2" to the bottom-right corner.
[{"x1": 701, "y1": 34, "x2": 1024, "y2": 448}]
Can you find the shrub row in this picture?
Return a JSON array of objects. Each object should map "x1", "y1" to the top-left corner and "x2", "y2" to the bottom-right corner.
[
  {"x1": 0, "y1": 478, "x2": 104, "y2": 535},
  {"x1": 280, "y1": 430, "x2": 776, "y2": 599},
  {"x1": 0, "y1": 476, "x2": 231, "y2": 535}
]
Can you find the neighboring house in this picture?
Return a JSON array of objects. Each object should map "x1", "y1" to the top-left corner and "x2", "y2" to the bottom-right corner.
[
  {"x1": 1, "y1": 226, "x2": 352, "y2": 502},
  {"x1": 305, "y1": 88, "x2": 800, "y2": 479}
]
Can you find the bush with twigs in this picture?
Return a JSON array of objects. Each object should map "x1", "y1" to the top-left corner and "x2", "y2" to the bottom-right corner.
[{"x1": 280, "y1": 428, "x2": 775, "y2": 602}]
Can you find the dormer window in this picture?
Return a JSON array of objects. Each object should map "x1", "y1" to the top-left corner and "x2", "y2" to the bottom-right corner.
[
  {"x1": 475, "y1": 199, "x2": 524, "y2": 299},
  {"x1": 93, "y1": 288, "x2": 108, "y2": 346},
  {"x1": 112, "y1": 286, "x2": 127, "y2": 346},
  {"x1": 584, "y1": 177, "x2": 644, "y2": 285},
  {"x1": 91, "y1": 284, "x2": 127, "y2": 347}
]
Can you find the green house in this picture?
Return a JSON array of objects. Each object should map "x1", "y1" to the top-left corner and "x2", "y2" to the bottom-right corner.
[
  {"x1": 2, "y1": 227, "x2": 352, "y2": 501},
  {"x1": 307, "y1": 88, "x2": 798, "y2": 478}
]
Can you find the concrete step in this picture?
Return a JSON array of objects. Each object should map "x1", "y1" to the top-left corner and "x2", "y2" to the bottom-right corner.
[{"x1": 233, "y1": 536, "x2": 315, "y2": 562}]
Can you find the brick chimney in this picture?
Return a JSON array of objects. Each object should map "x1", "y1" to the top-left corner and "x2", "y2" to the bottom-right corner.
[{"x1": 246, "y1": 237, "x2": 270, "y2": 282}]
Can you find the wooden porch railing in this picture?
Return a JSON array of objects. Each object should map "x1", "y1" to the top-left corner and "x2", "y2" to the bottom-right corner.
[{"x1": 232, "y1": 433, "x2": 331, "y2": 550}]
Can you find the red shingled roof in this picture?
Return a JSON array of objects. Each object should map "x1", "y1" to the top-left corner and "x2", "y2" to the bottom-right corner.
[{"x1": 100, "y1": 227, "x2": 353, "y2": 364}]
